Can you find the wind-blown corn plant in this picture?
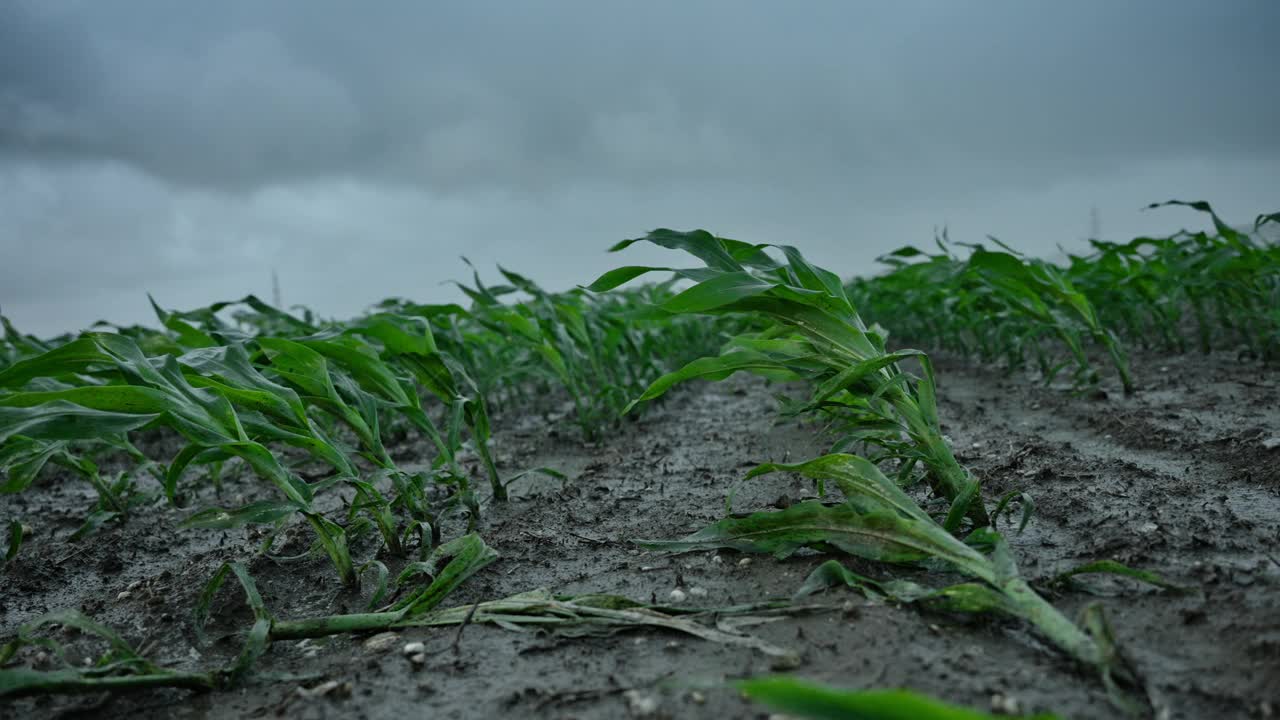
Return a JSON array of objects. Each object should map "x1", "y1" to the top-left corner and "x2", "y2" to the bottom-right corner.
[
  {"x1": 589, "y1": 229, "x2": 988, "y2": 526},
  {"x1": 641, "y1": 454, "x2": 1141, "y2": 711}
]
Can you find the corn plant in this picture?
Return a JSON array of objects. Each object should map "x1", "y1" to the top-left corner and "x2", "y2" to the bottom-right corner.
[
  {"x1": 589, "y1": 229, "x2": 988, "y2": 526},
  {"x1": 642, "y1": 454, "x2": 1142, "y2": 712}
]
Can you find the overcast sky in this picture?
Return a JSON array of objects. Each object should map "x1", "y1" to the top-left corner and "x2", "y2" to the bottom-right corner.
[{"x1": 2, "y1": 1, "x2": 1278, "y2": 336}]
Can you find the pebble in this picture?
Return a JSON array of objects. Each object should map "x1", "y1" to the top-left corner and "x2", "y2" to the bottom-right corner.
[
  {"x1": 689, "y1": 691, "x2": 706, "y2": 704},
  {"x1": 408, "y1": 652, "x2": 426, "y2": 666},
  {"x1": 126, "y1": 580, "x2": 143, "y2": 591},
  {"x1": 990, "y1": 692, "x2": 1022, "y2": 715},
  {"x1": 116, "y1": 591, "x2": 132, "y2": 601},
  {"x1": 1138, "y1": 522, "x2": 1159, "y2": 534},
  {"x1": 1262, "y1": 437, "x2": 1280, "y2": 451},
  {"x1": 737, "y1": 557, "x2": 752, "y2": 567},
  {"x1": 623, "y1": 689, "x2": 658, "y2": 716},
  {"x1": 362, "y1": 632, "x2": 400, "y2": 653},
  {"x1": 688, "y1": 586, "x2": 708, "y2": 598},
  {"x1": 668, "y1": 588, "x2": 688, "y2": 603},
  {"x1": 296, "y1": 680, "x2": 352, "y2": 700},
  {"x1": 402, "y1": 641, "x2": 426, "y2": 656}
]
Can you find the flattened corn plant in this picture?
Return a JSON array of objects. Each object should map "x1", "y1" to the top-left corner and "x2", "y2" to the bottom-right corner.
[{"x1": 590, "y1": 231, "x2": 1147, "y2": 710}]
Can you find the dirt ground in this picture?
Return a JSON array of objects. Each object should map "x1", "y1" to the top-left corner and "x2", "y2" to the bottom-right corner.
[{"x1": 2, "y1": 349, "x2": 1278, "y2": 719}]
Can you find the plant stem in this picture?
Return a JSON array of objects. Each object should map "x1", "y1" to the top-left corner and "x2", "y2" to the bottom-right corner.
[{"x1": 4, "y1": 669, "x2": 217, "y2": 697}]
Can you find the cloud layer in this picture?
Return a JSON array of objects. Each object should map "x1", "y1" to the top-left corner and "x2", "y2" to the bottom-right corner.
[{"x1": 3, "y1": 1, "x2": 1278, "y2": 335}]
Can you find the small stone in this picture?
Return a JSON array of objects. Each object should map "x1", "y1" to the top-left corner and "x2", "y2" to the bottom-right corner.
[
  {"x1": 711, "y1": 555, "x2": 723, "y2": 564},
  {"x1": 737, "y1": 557, "x2": 752, "y2": 567},
  {"x1": 20, "y1": 524, "x2": 33, "y2": 537},
  {"x1": 296, "y1": 679, "x2": 344, "y2": 699},
  {"x1": 623, "y1": 689, "x2": 659, "y2": 716},
  {"x1": 116, "y1": 591, "x2": 132, "y2": 601},
  {"x1": 689, "y1": 690, "x2": 706, "y2": 704},
  {"x1": 1262, "y1": 437, "x2": 1280, "y2": 451},
  {"x1": 409, "y1": 652, "x2": 426, "y2": 666},
  {"x1": 362, "y1": 632, "x2": 400, "y2": 653},
  {"x1": 688, "y1": 586, "x2": 708, "y2": 598},
  {"x1": 1138, "y1": 522, "x2": 1159, "y2": 534},
  {"x1": 126, "y1": 580, "x2": 143, "y2": 591},
  {"x1": 668, "y1": 588, "x2": 687, "y2": 603},
  {"x1": 402, "y1": 641, "x2": 426, "y2": 656},
  {"x1": 990, "y1": 692, "x2": 1022, "y2": 715}
]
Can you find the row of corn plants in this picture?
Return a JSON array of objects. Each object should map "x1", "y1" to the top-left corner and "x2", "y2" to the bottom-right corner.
[
  {"x1": 0, "y1": 268, "x2": 729, "y2": 584},
  {"x1": 848, "y1": 201, "x2": 1279, "y2": 393}
]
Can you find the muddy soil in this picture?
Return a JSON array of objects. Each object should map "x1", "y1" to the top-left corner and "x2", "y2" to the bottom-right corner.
[{"x1": 2, "y1": 350, "x2": 1277, "y2": 719}]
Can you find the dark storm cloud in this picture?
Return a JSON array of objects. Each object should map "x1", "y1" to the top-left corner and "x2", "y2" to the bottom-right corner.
[{"x1": 1, "y1": 1, "x2": 1278, "y2": 335}]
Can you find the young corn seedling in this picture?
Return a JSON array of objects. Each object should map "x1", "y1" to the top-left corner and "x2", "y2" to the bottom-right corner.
[{"x1": 589, "y1": 230, "x2": 989, "y2": 526}]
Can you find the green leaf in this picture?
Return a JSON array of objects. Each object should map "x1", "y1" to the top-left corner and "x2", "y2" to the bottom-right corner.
[
  {"x1": 661, "y1": 272, "x2": 776, "y2": 313},
  {"x1": 637, "y1": 500, "x2": 937, "y2": 565},
  {"x1": 0, "y1": 437, "x2": 66, "y2": 493},
  {"x1": 0, "y1": 385, "x2": 169, "y2": 415},
  {"x1": 1050, "y1": 559, "x2": 1185, "y2": 593},
  {"x1": 737, "y1": 676, "x2": 1057, "y2": 720},
  {"x1": 391, "y1": 533, "x2": 498, "y2": 618},
  {"x1": 181, "y1": 501, "x2": 299, "y2": 529},
  {"x1": 584, "y1": 266, "x2": 673, "y2": 293},
  {"x1": 4, "y1": 520, "x2": 21, "y2": 564},
  {"x1": 624, "y1": 349, "x2": 792, "y2": 413},
  {"x1": 0, "y1": 336, "x2": 113, "y2": 388},
  {"x1": 612, "y1": 229, "x2": 744, "y2": 272},
  {"x1": 0, "y1": 401, "x2": 159, "y2": 444}
]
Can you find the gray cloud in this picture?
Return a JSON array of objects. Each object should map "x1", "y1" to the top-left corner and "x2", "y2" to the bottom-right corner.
[{"x1": 2, "y1": 1, "x2": 1278, "y2": 335}]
